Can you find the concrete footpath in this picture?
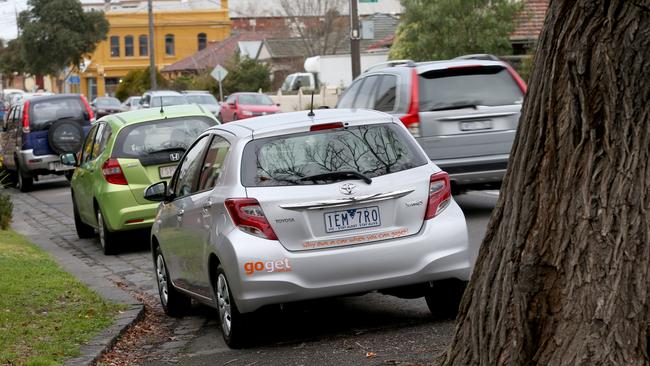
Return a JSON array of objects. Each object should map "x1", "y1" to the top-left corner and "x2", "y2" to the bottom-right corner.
[{"x1": 9, "y1": 188, "x2": 144, "y2": 366}]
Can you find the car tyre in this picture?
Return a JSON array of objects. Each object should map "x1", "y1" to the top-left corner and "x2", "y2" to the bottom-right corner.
[
  {"x1": 155, "y1": 246, "x2": 191, "y2": 317},
  {"x1": 96, "y1": 207, "x2": 117, "y2": 255},
  {"x1": 214, "y1": 265, "x2": 248, "y2": 348},
  {"x1": 16, "y1": 163, "x2": 33, "y2": 192},
  {"x1": 72, "y1": 194, "x2": 94, "y2": 239},
  {"x1": 425, "y1": 279, "x2": 468, "y2": 319}
]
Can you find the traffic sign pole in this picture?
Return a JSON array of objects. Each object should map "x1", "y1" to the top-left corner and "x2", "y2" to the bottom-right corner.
[{"x1": 218, "y1": 77, "x2": 223, "y2": 102}]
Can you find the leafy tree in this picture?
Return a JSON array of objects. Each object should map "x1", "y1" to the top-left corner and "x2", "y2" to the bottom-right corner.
[
  {"x1": 444, "y1": 0, "x2": 649, "y2": 364},
  {"x1": 17, "y1": 0, "x2": 109, "y2": 75},
  {"x1": 222, "y1": 55, "x2": 272, "y2": 95},
  {"x1": 115, "y1": 67, "x2": 168, "y2": 101},
  {"x1": 389, "y1": 0, "x2": 522, "y2": 61},
  {"x1": 0, "y1": 40, "x2": 26, "y2": 75}
]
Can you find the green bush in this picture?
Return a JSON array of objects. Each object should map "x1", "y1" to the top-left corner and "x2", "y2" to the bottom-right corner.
[
  {"x1": 0, "y1": 193, "x2": 12, "y2": 230},
  {"x1": 115, "y1": 67, "x2": 169, "y2": 101}
]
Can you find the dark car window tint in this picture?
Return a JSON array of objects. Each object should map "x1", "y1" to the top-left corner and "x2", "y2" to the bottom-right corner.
[
  {"x1": 97, "y1": 124, "x2": 112, "y2": 155},
  {"x1": 418, "y1": 66, "x2": 523, "y2": 111},
  {"x1": 112, "y1": 116, "x2": 214, "y2": 159},
  {"x1": 185, "y1": 94, "x2": 218, "y2": 105},
  {"x1": 242, "y1": 123, "x2": 429, "y2": 187},
  {"x1": 174, "y1": 135, "x2": 210, "y2": 198},
  {"x1": 198, "y1": 135, "x2": 230, "y2": 191},
  {"x1": 353, "y1": 76, "x2": 379, "y2": 109},
  {"x1": 237, "y1": 94, "x2": 273, "y2": 106},
  {"x1": 150, "y1": 95, "x2": 187, "y2": 107},
  {"x1": 336, "y1": 79, "x2": 363, "y2": 109},
  {"x1": 30, "y1": 97, "x2": 85, "y2": 131},
  {"x1": 374, "y1": 75, "x2": 397, "y2": 112},
  {"x1": 81, "y1": 125, "x2": 98, "y2": 164}
]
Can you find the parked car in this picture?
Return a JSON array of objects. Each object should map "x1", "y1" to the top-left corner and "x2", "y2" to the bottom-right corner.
[
  {"x1": 91, "y1": 96, "x2": 126, "y2": 118},
  {"x1": 61, "y1": 104, "x2": 219, "y2": 255},
  {"x1": 218, "y1": 92, "x2": 280, "y2": 122},
  {"x1": 336, "y1": 55, "x2": 527, "y2": 193},
  {"x1": 121, "y1": 96, "x2": 142, "y2": 111},
  {"x1": 145, "y1": 108, "x2": 472, "y2": 347},
  {"x1": 140, "y1": 90, "x2": 188, "y2": 109},
  {"x1": 181, "y1": 91, "x2": 221, "y2": 119},
  {"x1": 1, "y1": 89, "x2": 25, "y2": 120},
  {"x1": 1, "y1": 94, "x2": 93, "y2": 191}
]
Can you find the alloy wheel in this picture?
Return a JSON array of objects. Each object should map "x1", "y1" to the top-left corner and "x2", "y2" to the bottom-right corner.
[
  {"x1": 156, "y1": 254, "x2": 169, "y2": 306},
  {"x1": 217, "y1": 274, "x2": 232, "y2": 336}
]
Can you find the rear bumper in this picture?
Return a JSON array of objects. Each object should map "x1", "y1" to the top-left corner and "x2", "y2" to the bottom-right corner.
[
  {"x1": 17, "y1": 150, "x2": 73, "y2": 175},
  {"x1": 96, "y1": 188, "x2": 160, "y2": 232},
  {"x1": 218, "y1": 200, "x2": 473, "y2": 313},
  {"x1": 433, "y1": 154, "x2": 509, "y2": 186}
]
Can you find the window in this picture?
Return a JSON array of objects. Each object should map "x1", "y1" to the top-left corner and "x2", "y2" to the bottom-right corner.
[
  {"x1": 110, "y1": 36, "x2": 120, "y2": 57},
  {"x1": 353, "y1": 76, "x2": 379, "y2": 108},
  {"x1": 336, "y1": 79, "x2": 363, "y2": 108},
  {"x1": 197, "y1": 33, "x2": 207, "y2": 51},
  {"x1": 93, "y1": 123, "x2": 112, "y2": 158},
  {"x1": 80, "y1": 125, "x2": 98, "y2": 164},
  {"x1": 124, "y1": 35, "x2": 134, "y2": 56},
  {"x1": 373, "y1": 75, "x2": 397, "y2": 112},
  {"x1": 165, "y1": 34, "x2": 175, "y2": 56},
  {"x1": 139, "y1": 35, "x2": 148, "y2": 56},
  {"x1": 91, "y1": 123, "x2": 106, "y2": 158},
  {"x1": 198, "y1": 135, "x2": 230, "y2": 191},
  {"x1": 173, "y1": 135, "x2": 210, "y2": 198}
]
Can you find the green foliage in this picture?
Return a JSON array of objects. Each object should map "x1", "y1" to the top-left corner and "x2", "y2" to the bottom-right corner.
[
  {"x1": 115, "y1": 67, "x2": 169, "y2": 101},
  {"x1": 0, "y1": 193, "x2": 12, "y2": 230},
  {"x1": 389, "y1": 0, "x2": 523, "y2": 61},
  {"x1": 0, "y1": 40, "x2": 27, "y2": 75},
  {"x1": 221, "y1": 55, "x2": 272, "y2": 95},
  {"x1": 16, "y1": 0, "x2": 109, "y2": 75}
]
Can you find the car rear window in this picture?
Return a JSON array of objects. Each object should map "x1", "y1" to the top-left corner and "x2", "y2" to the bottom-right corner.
[
  {"x1": 150, "y1": 95, "x2": 187, "y2": 107},
  {"x1": 418, "y1": 66, "x2": 523, "y2": 111},
  {"x1": 241, "y1": 123, "x2": 428, "y2": 186},
  {"x1": 112, "y1": 116, "x2": 214, "y2": 158},
  {"x1": 30, "y1": 97, "x2": 85, "y2": 131},
  {"x1": 238, "y1": 94, "x2": 274, "y2": 105},
  {"x1": 185, "y1": 94, "x2": 218, "y2": 105}
]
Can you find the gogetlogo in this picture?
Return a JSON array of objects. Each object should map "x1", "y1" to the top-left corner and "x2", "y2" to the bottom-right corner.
[{"x1": 244, "y1": 258, "x2": 292, "y2": 276}]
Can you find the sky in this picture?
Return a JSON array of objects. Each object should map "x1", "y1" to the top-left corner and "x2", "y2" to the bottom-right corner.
[{"x1": 0, "y1": 0, "x2": 27, "y2": 42}]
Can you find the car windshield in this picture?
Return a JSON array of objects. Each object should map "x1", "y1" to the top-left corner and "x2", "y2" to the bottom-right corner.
[
  {"x1": 150, "y1": 95, "x2": 188, "y2": 107},
  {"x1": 30, "y1": 97, "x2": 85, "y2": 130},
  {"x1": 112, "y1": 116, "x2": 214, "y2": 158},
  {"x1": 241, "y1": 123, "x2": 428, "y2": 186},
  {"x1": 418, "y1": 66, "x2": 523, "y2": 110},
  {"x1": 95, "y1": 97, "x2": 121, "y2": 107},
  {"x1": 238, "y1": 94, "x2": 274, "y2": 106},
  {"x1": 185, "y1": 94, "x2": 218, "y2": 105}
]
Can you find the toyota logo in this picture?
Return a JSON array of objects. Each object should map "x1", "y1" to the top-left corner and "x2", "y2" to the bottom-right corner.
[
  {"x1": 169, "y1": 152, "x2": 181, "y2": 161},
  {"x1": 339, "y1": 183, "x2": 357, "y2": 195}
]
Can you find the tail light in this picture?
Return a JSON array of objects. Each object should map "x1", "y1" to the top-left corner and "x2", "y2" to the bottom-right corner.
[
  {"x1": 225, "y1": 198, "x2": 278, "y2": 240},
  {"x1": 80, "y1": 95, "x2": 94, "y2": 121},
  {"x1": 102, "y1": 158, "x2": 128, "y2": 185},
  {"x1": 505, "y1": 64, "x2": 527, "y2": 94},
  {"x1": 400, "y1": 68, "x2": 420, "y2": 137},
  {"x1": 424, "y1": 171, "x2": 451, "y2": 219},
  {"x1": 22, "y1": 100, "x2": 30, "y2": 133}
]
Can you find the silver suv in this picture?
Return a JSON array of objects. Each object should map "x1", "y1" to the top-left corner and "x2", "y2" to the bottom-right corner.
[
  {"x1": 145, "y1": 108, "x2": 472, "y2": 347},
  {"x1": 139, "y1": 90, "x2": 188, "y2": 109},
  {"x1": 337, "y1": 55, "x2": 527, "y2": 193}
]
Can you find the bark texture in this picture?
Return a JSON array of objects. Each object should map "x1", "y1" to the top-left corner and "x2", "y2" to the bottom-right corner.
[{"x1": 444, "y1": 1, "x2": 650, "y2": 365}]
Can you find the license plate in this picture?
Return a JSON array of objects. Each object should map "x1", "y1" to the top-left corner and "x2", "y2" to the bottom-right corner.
[
  {"x1": 49, "y1": 162, "x2": 72, "y2": 171},
  {"x1": 324, "y1": 206, "x2": 381, "y2": 233},
  {"x1": 460, "y1": 120, "x2": 492, "y2": 131},
  {"x1": 159, "y1": 165, "x2": 176, "y2": 179}
]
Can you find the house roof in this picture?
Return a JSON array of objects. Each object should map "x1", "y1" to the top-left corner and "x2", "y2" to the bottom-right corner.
[
  {"x1": 161, "y1": 31, "x2": 282, "y2": 73},
  {"x1": 511, "y1": 0, "x2": 550, "y2": 41},
  {"x1": 262, "y1": 38, "x2": 312, "y2": 58}
]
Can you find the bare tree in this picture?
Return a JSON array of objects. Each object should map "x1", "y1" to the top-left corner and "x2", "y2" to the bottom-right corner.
[
  {"x1": 279, "y1": 0, "x2": 349, "y2": 56},
  {"x1": 443, "y1": 0, "x2": 650, "y2": 365}
]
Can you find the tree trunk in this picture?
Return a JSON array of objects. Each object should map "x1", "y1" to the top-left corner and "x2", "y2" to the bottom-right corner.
[{"x1": 444, "y1": 1, "x2": 650, "y2": 365}]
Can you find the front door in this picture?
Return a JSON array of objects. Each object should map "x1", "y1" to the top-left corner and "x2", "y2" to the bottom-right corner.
[{"x1": 74, "y1": 124, "x2": 99, "y2": 225}]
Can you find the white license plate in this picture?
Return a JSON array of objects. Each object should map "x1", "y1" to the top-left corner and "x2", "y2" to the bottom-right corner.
[
  {"x1": 159, "y1": 165, "x2": 176, "y2": 179},
  {"x1": 324, "y1": 206, "x2": 381, "y2": 233},
  {"x1": 460, "y1": 120, "x2": 492, "y2": 131},
  {"x1": 49, "y1": 162, "x2": 72, "y2": 171}
]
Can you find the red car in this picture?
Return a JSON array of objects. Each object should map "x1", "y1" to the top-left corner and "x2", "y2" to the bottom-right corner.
[{"x1": 218, "y1": 92, "x2": 280, "y2": 122}]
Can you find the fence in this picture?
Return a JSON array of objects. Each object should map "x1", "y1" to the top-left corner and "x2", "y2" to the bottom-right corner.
[{"x1": 267, "y1": 87, "x2": 342, "y2": 112}]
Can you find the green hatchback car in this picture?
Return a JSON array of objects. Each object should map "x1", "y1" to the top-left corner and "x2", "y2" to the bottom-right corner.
[{"x1": 62, "y1": 104, "x2": 219, "y2": 254}]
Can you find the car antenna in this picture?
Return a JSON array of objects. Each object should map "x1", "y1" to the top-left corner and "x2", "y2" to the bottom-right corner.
[
  {"x1": 159, "y1": 96, "x2": 164, "y2": 115},
  {"x1": 307, "y1": 91, "x2": 315, "y2": 117}
]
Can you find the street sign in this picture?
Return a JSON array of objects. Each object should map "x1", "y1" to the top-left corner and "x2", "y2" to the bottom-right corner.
[
  {"x1": 210, "y1": 65, "x2": 228, "y2": 82},
  {"x1": 67, "y1": 76, "x2": 80, "y2": 84}
]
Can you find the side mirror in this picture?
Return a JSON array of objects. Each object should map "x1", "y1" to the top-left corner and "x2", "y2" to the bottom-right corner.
[
  {"x1": 60, "y1": 153, "x2": 78, "y2": 167},
  {"x1": 144, "y1": 181, "x2": 168, "y2": 202}
]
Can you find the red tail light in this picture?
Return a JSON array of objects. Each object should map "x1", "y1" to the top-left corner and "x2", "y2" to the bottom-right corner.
[
  {"x1": 80, "y1": 94, "x2": 94, "y2": 121},
  {"x1": 505, "y1": 64, "x2": 527, "y2": 94},
  {"x1": 22, "y1": 100, "x2": 30, "y2": 133},
  {"x1": 424, "y1": 171, "x2": 451, "y2": 219},
  {"x1": 400, "y1": 68, "x2": 420, "y2": 137},
  {"x1": 310, "y1": 122, "x2": 344, "y2": 131},
  {"x1": 225, "y1": 198, "x2": 278, "y2": 240},
  {"x1": 102, "y1": 158, "x2": 128, "y2": 185}
]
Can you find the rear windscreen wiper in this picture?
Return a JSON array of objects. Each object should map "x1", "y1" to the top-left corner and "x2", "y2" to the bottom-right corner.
[
  {"x1": 298, "y1": 171, "x2": 372, "y2": 184},
  {"x1": 428, "y1": 101, "x2": 481, "y2": 112},
  {"x1": 146, "y1": 147, "x2": 186, "y2": 154}
]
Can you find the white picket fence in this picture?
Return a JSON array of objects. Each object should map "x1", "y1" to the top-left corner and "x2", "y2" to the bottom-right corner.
[{"x1": 266, "y1": 87, "x2": 343, "y2": 112}]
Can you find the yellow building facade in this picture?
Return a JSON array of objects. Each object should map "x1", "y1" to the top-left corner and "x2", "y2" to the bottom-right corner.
[{"x1": 79, "y1": 1, "x2": 230, "y2": 99}]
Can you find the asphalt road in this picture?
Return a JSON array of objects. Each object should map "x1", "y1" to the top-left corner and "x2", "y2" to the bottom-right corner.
[{"x1": 17, "y1": 176, "x2": 498, "y2": 366}]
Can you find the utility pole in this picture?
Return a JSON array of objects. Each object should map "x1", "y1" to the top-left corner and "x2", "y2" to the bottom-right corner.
[
  {"x1": 349, "y1": 0, "x2": 361, "y2": 79},
  {"x1": 147, "y1": 0, "x2": 157, "y2": 90}
]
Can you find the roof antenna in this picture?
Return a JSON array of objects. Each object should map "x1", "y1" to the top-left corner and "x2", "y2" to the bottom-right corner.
[
  {"x1": 159, "y1": 96, "x2": 164, "y2": 115},
  {"x1": 307, "y1": 90, "x2": 315, "y2": 117}
]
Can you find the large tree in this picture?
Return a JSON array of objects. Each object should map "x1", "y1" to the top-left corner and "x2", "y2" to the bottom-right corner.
[
  {"x1": 17, "y1": 0, "x2": 109, "y2": 76},
  {"x1": 390, "y1": 0, "x2": 521, "y2": 61},
  {"x1": 279, "y1": 0, "x2": 348, "y2": 56},
  {"x1": 443, "y1": 1, "x2": 649, "y2": 365}
]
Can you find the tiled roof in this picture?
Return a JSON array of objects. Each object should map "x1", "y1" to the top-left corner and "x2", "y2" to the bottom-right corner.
[
  {"x1": 511, "y1": 0, "x2": 549, "y2": 41},
  {"x1": 161, "y1": 31, "x2": 281, "y2": 73},
  {"x1": 262, "y1": 38, "x2": 312, "y2": 58}
]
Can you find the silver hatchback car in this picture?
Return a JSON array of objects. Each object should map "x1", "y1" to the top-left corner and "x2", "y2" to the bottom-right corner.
[{"x1": 145, "y1": 108, "x2": 473, "y2": 347}]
